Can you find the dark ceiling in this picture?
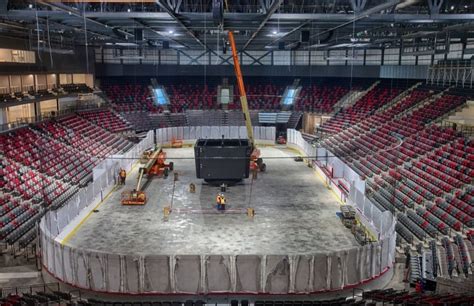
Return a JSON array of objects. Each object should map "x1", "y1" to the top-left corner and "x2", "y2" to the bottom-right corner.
[{"x1": 0, "y1": 0, "x2": 473, "y2": 52}]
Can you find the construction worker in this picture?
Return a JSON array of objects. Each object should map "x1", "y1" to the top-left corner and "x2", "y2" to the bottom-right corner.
[
  {"x1": 119, "y1": 168, "x2": 126, "y2": 185},
  {"x1": 216, "y1": 193, "x2": 226, "y2": 211}
]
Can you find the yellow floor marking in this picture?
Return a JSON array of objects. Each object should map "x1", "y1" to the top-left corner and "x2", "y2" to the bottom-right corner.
[
  {"x1": 60, "y1": 186, "x2": 116, "y2": 245},
  {"x1": 61, "y1": 160, "x2": 140, "y2": 245},
  {"x1": 287, "y1": 145, "x2": 376, "y2": 245}
]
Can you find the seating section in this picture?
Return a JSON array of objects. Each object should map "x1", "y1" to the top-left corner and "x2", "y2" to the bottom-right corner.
[
  {"x1": 0, "y1": 127, "x2": 94, "y2": 186},
  {"x1": 295, "y1": 79, "x2": 367, "y2": 113},
  {"x1": 242, "y1": 83, "x2": 285, "y2": 110},
  {"x1": 37, "y1": 115, "x2": 133, "y2": 157},
  {"x1": 296, "y1": 84, "x2": 349, "y2": 113},
  {"x1": 78, "y1": 109, "x2": 132, "y2": 133},
  {"x1": 319, "y1": 80, "x2": 409, "y2": 133},
  {"x1": 102, "y1": 80, "x2": 161, "y2": 113},
  {"x1": 121, "y1": 112, "x2": 170, "y2": 131},
  {"x1": 320, "y1": 84, "x2": 473, "y2": 249},
  {"x1": 362, "y1": 289, "x2": 474, "y2": 305},
  {"x1": 166, "y1": 84, "x2": 218, "y2": 112},
  {"x1": 0, "y1": 113, "x2": 134, "y2": 246},
  {"x1": 61, "y1": 83, "x2": 93, "y2": 94},
  {"x1": 0, "y1": 289, "x2": 72, "y2": 305}
]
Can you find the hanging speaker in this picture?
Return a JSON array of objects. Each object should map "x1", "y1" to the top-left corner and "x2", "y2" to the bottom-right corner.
[
  {"x1": 278, "y1": 42, "x2": 285, "y2": 50},
  {"x1": 163, "y1": 41, "x2": 170, "y2": 49},
  {"x1": 300, "y1": 30, "x2": 310, "y2": 42},
  {"x1": 212, "y1": 0, "x2": 224, "y2": 27},
  {"x1": 134, "y1": 29, "x2": 143, "y2": 41}
]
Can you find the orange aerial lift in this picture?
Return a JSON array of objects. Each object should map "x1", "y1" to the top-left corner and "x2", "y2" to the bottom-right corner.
[
  {"x1": 121, "y1": 147, "x2": 174, "y2": 205},
  {"x1": 228, "y1": 31, "x2": 266, "y2": 173}
]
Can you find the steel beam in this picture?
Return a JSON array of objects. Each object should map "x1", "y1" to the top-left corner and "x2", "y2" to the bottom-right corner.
[
  {"x1": 307, "y1": 0, "x2": 401, "y2": 46},
  {"x1": 7, "y1": 10, "x2": 474, "y2": 23},
  {"x1": 350, "y1": 0, "x2": 368, "y2": 13},
  {"x1": 266, "y1": 20, "x2": 311, "y2": 47},
  {"x1": 242, "y1": 0, "x2": 283, "y2": 50},
  {"x1": 35, "y1": 1, "x2": 133, "y2": 41},
  {"x1": 427, "y1": 0, "x2": 443, "y2": 15},
  {"x1": 134, "y1": 19, "x2": 189, "y2": 48},
  {"x1": 155, "y1": 0, "x2": 206, "y2": 48}
]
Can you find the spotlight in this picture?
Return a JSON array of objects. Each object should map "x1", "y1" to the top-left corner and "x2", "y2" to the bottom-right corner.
[
  {"x1": 68, "y1": 11, "x2": 71, "y2": 15},
  {"x1": 272, "y1": 31, "x2": 278, "y2": 35},
  {"x1": 127, "y1": 8, "x2": 131, "y2": 12},
  {"x1": 28, "y1": 4, "x2": 33, "y2": 9},
  {"x1": 450, "y1": 5, "x2": 454, "y2": 10},
  {"x1": 465, "y1": 5, "x2": 468, "y2": 9},
  {"x1": 168, "y1": 30, "x2": 174, "y2": 34}
]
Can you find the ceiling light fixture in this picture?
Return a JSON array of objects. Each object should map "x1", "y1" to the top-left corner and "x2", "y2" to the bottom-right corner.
[
  {"x1": 168, "y1": 30, "x2": 174, "y2": 34},
  {"x1": 272, "y1": 31, "x2": 278, "y2": 35}
]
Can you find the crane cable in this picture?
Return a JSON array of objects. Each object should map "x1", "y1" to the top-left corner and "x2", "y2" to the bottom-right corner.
[{"x1": 247, "y1": 170, "x2": 255, "y2": 213}]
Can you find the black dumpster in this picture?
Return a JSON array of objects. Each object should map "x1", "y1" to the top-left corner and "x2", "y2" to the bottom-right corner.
[{"x1": 194, "y1": 138, "x2": 252, "y2": 183}]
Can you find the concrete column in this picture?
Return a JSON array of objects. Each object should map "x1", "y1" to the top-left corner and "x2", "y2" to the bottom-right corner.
[{"x1": 0, "y1": 107, "x2": 7, "y2": 125}]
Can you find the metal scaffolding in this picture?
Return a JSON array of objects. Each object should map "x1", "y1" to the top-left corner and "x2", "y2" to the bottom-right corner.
[{"x1": 427, "y1": 60, "x2": 474, "y2": 88}]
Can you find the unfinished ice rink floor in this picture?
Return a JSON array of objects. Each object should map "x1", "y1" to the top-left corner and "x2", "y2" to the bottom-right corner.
[{"x1": 65, "y1": 146, "x2": 359, "y2": 255}]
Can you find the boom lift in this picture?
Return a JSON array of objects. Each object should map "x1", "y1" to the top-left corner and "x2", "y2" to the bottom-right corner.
[
  {"x1": 228, "y1": 31, "x2": 266, "y2": 172},
  {"x1": 121, "y1": 147, "x2": 174, "y2": 205}
]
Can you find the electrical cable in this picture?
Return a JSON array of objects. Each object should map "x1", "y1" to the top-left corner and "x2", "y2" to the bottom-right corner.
[
  {"x1": 52, "y1": 139, "x2": 403, "y2": 162},
  {"x1": 46, "y1": 16, "x2": 53, "y2": 67},
  {"x1": 83, "y1": 4, "x2": 90, "y2": 75},
  {"x1": 349, "y1": 7, "x2": 355, "y2": 95},
  {"x1": 34, "y1": 0, "x2": 42, "y2": 63}
]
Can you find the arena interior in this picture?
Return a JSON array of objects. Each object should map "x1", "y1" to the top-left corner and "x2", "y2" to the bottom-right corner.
[{"x1": 0, "y1": 0, "x2": 474, "y2": 305}]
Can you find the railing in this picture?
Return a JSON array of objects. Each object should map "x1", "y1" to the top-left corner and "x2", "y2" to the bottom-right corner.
[
  {"x1": 1, "y1": 283, "x2": 60, "y2": 298},
  {"x1": 441, "y1": 120, "x2": 474, "y2": 137}
]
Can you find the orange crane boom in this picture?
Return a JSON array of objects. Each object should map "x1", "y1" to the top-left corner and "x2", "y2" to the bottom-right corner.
[
  {"x1": 228, "y1": 31, "x2": 254, "y2": 146},
  {"x1": 228, "y1": 31, "x2": 266, "y2": 173}
]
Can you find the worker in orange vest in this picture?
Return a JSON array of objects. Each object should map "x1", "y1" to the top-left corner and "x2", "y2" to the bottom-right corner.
[
  {"x1": 119, "y1": 168, "x2": 126, "y2": 185},
  {"x1": 216, "y1": 193, "x2": 226, "y2": 211}
]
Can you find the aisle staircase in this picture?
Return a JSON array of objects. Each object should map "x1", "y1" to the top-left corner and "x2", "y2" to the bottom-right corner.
[
  {"x1": 333, "y1": 80, "x2": 380, "y2": 111},
  {"x1": 288, "y1": 112, "x2": 303, "y2": 129}
]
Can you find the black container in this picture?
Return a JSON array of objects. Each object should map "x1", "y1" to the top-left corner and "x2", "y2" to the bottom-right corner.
[{"x1": 195, "y1": 138, "x2": 251, "y2": 183}]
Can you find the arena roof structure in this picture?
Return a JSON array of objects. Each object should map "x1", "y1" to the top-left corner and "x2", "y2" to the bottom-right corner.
[{"x1": 1, "y1": 0, "x2": 473, "y2": 51}]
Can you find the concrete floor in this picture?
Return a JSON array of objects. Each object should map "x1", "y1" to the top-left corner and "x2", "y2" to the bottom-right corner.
[{"x1": 65, "y1": 147, "x2": 359, "y2": 255}]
